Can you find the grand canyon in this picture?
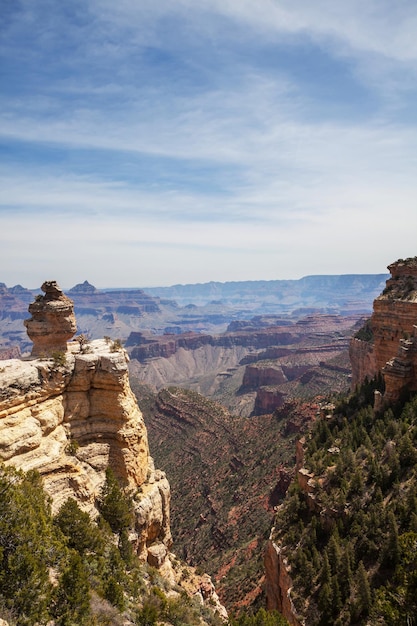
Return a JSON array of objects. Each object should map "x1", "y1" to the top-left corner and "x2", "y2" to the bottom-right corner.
[{"x1": 1, "y1": 260, "x2": 417, "y2": 625}]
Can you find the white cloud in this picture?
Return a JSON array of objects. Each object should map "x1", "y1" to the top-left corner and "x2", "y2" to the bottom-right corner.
[{"x1": 1, "y1": 0, "x2": 417, "y2": 287}]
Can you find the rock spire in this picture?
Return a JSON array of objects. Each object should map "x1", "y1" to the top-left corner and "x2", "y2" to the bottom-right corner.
[{"x1": 24, "y1": 280, "x2": 77, "y2": 357}]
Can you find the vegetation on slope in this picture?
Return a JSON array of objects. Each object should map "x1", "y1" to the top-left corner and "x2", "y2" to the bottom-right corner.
[
  {"x1": 274, "y1": 377, "x2": 417, "y2": 625},
  {"x1": 134, "y1": 383, "x2": 316, "y2": 614},
  {"x1": 0, "y1": 465, "x2": 225, "y2": 626}
]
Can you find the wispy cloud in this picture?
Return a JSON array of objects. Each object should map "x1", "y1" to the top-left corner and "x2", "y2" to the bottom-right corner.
[{"x1": 1, "y1": 0, "x2": 417, "y2": 287}]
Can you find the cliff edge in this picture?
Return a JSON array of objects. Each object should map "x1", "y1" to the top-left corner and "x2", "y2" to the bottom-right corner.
[
  {"x1": 0, "y1": 283, "x2": 172, "y2": 567},
  {"x1": 350, "y1": 256, "x2": 417, "y2": 403}
]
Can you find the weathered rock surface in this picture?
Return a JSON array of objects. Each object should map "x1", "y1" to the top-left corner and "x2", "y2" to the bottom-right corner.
[
  {"x1": 264, "y1": 539, "x2": 303, "y2": 626},
  {"x1": 253, "y1": 387, "x2": 286, "y2": 415},
  {"x1": 242, "y1": 364, "x2": 287, "y2": 390},
  {"x1": 24, "y1": 281, "x2": 77, "y2": 356},
  {"x1": 129, "y1": 315, "x2": 359, "y2": 417},
  {"x1": 350, "y1": 257, "x2": 417, "y2": 402},
  {"x1": 0, "y1": 338, "x2": 172, "y2": 563},
  {"x1": 349, "y1": 336, "x2": 376, "y2": 388}
]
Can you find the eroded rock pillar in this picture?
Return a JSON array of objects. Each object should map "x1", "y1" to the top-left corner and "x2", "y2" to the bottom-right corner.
[{"x1": 24, "y1": 281, "x2": 76, "y2": 357}]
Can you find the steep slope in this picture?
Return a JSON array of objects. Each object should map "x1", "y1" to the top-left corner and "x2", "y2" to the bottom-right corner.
[
  {"x1": 267, "y1": 257, "x2": 417, "y2": 625},
  {"x1": 0, "y1": 282, "x2": 227, "y2": 624},
  {"x1": 133, "y1": 384, "x2": 317, "y2": 612},
  {"x1": 128, "y1": 314, "x2": 358, "y2": 416},
  {"x1": 350, "y1": 256, "x2": 417, "y2": 398},
  {"x1": 268, "y1": 382, "x2": 417, "y2": 625}
]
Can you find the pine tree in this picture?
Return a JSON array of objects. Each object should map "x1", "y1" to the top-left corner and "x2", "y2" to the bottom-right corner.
[
  {"x1": 317, "y1": 582, "x2": 333, "y2": 624},
  {"x1": 384, "y1": 510, "x2": 400, "y2": 567},
  {"x1": 54, "y1": 497, "x2": 100, "y2": 554},
  {"x1": 357, "y1": 560, "x2": 372, "y2": 616},
  {"x1": 54, "y1": 551, "x2": 91, "y2": 625},
  {"x1": 320, "y1": 552, "x2": 331, "y2": 586},
  {"x1": 331, "y1": 575, "x2": 342, "y2": 617},
  {"x1": 0, "y1": 467, "x2": 56, "y2": 623},
  {"x1": 327, "y1": 533, "x2": 341, "y2": 575},
  {"x1": 98, "y1": 468, "x2": 133, "y2": 533}
]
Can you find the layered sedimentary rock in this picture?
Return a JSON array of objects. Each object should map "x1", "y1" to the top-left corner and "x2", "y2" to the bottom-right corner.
[
  {"x1": 264, "y1": 539, "x2": 303, "y2": 626},
  {"x1": 1, "y1": 285, "x2": 173, "y2": 566},
  {"x1": 241, "y1": 364, "x2": 287, "y2": 390},
  {"x1": 24, "y1": 281, "x2": 77, "y2": 356},
  {"x1": 349, "y1": 337, "x2": 376, "y2": 388},
  {"x1": 0, "y1": 339, "x2": 172, "y2": 561},
  {"x1": 350, "y1": 257, "x2": 417, "y2": 402},
  {"x1": 253, "y1": 387, "x2": 286, "y2": 415}
]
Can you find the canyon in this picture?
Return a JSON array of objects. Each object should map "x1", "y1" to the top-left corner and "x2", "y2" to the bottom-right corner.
[
  {"x1": 1, "y1": 261, "x2": 416, "y2": 623},
  {"x1": 0, "y1": 274, "x2": 387, "y2": 359},
  {"x1": 0, "y1": 283, "x2": 226, "y2": 622},
  {"x1": 127, "y1": 314, "x2": 358, "y2": 417},
  {"x1": 134, "y1": 384, "x2": 317, "y2": 612}
]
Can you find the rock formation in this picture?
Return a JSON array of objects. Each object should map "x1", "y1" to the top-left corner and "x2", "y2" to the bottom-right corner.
[
  {"x1": 1, "y1": 285, "x2": 172, "y2": 567},
  {"x1": 349, "y1": 334, "x2": 376, "y2": 389},
  {"x1": 253, "y1": 387, "x2": 286, "y2": 415},
  {"x1": 264, "y1": 538, "x2": 303, "y2": 626},
  {"x1": 24, "y1": 280, "x2": 77, "y2": 357},
  {"x1": 350, "y1": 257, "x2": 417, "y2": 403}
]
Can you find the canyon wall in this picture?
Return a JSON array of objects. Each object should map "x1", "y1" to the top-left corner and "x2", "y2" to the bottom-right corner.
[
  {"x1": 264, "y1": 539, "x2": 303, "y2": 626},
  {"x1": 349, "y1": 337, "x2": 376, "y2": 389},
  {"x1": 349, "y1": 257, "x2": 417, "y2": 402},
  {"x1": 266, "y1": 257, "x2": 417, "y2": 622},
  {"x1": 0, "y1": 339, "x2": 172, "y2": 563},
  {"x1": 0, "y1": 284, "x2": 172, "y2": 566}
]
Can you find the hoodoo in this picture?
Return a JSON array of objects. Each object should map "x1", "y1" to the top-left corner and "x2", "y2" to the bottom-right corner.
[{"x1": 24, "y1": 280, "x2": 77, "y2": 356}]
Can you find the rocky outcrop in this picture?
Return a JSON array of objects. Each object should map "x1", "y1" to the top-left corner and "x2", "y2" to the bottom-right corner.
[
  {"x1": 264, "y1": 538, "x2": 303, "y2": 626},
  {"x1": 253, "y1": 387, "x2": 286, "y2": 415},
  {"x1": 350, "y1": 257, "x2": 417, "y2": 402},
  {"x1": 0, "y1": 339, "x2": 172, "y2": 563},
  {"x1": 68, "y1": 280, "x2": 99, "y2": 295},
  {"x1": 383, "y1": 326, "x2": 417, "y2": 404},
  {"x1": 1, "y1": 285, "x2": 173, "y2": 567},
  {"x1": 349, "y1": 337, "x2": 376, "y2": 388},
  {"x1": 242, "y1": 364, "x2": 287, "y2": 390},
  {"x1": 24, "y1": 281, "x2": 77, "y2": 356}
]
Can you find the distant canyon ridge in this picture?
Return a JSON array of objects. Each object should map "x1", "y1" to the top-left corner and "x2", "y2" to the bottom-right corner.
[
  {"x1": 1, "y1": 274, "x2": 387, "y2": 416},
  {"x1": 0, "y1": 274, "x2": 386, "y2": 356}
]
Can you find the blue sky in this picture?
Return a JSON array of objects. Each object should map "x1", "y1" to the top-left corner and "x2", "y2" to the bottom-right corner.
[{"x1": 1, "y1": 0, "x2": 417, "y2": 288}]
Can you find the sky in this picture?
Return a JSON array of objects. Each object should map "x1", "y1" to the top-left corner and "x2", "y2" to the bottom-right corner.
[{"x1": 1, "y1": 0, "x2": 417, "y2": 289}]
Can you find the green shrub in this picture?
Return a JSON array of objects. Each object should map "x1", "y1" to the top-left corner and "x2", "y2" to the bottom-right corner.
[
  {"x1": 98, "y1": 468, "x2": 133, "y2": 533},
  {"x1": 51, "y1": 350, "x2": 67, "y2": 366}
]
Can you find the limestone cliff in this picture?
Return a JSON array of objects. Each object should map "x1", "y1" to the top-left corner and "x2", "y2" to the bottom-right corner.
[
  {"x1": 349, "y1": 257, "x2": 417, "y2": 402},
  {"x1": 0, "y1": 339, "x2": 172, "y2": 563},
  {"x1": 1, "y1": 283, "x2": 172, "y2": 567}
]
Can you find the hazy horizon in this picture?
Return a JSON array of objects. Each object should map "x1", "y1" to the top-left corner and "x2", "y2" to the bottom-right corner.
[{"x1": 1, "y1": 271, "x2": 389, "y2": 293}]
